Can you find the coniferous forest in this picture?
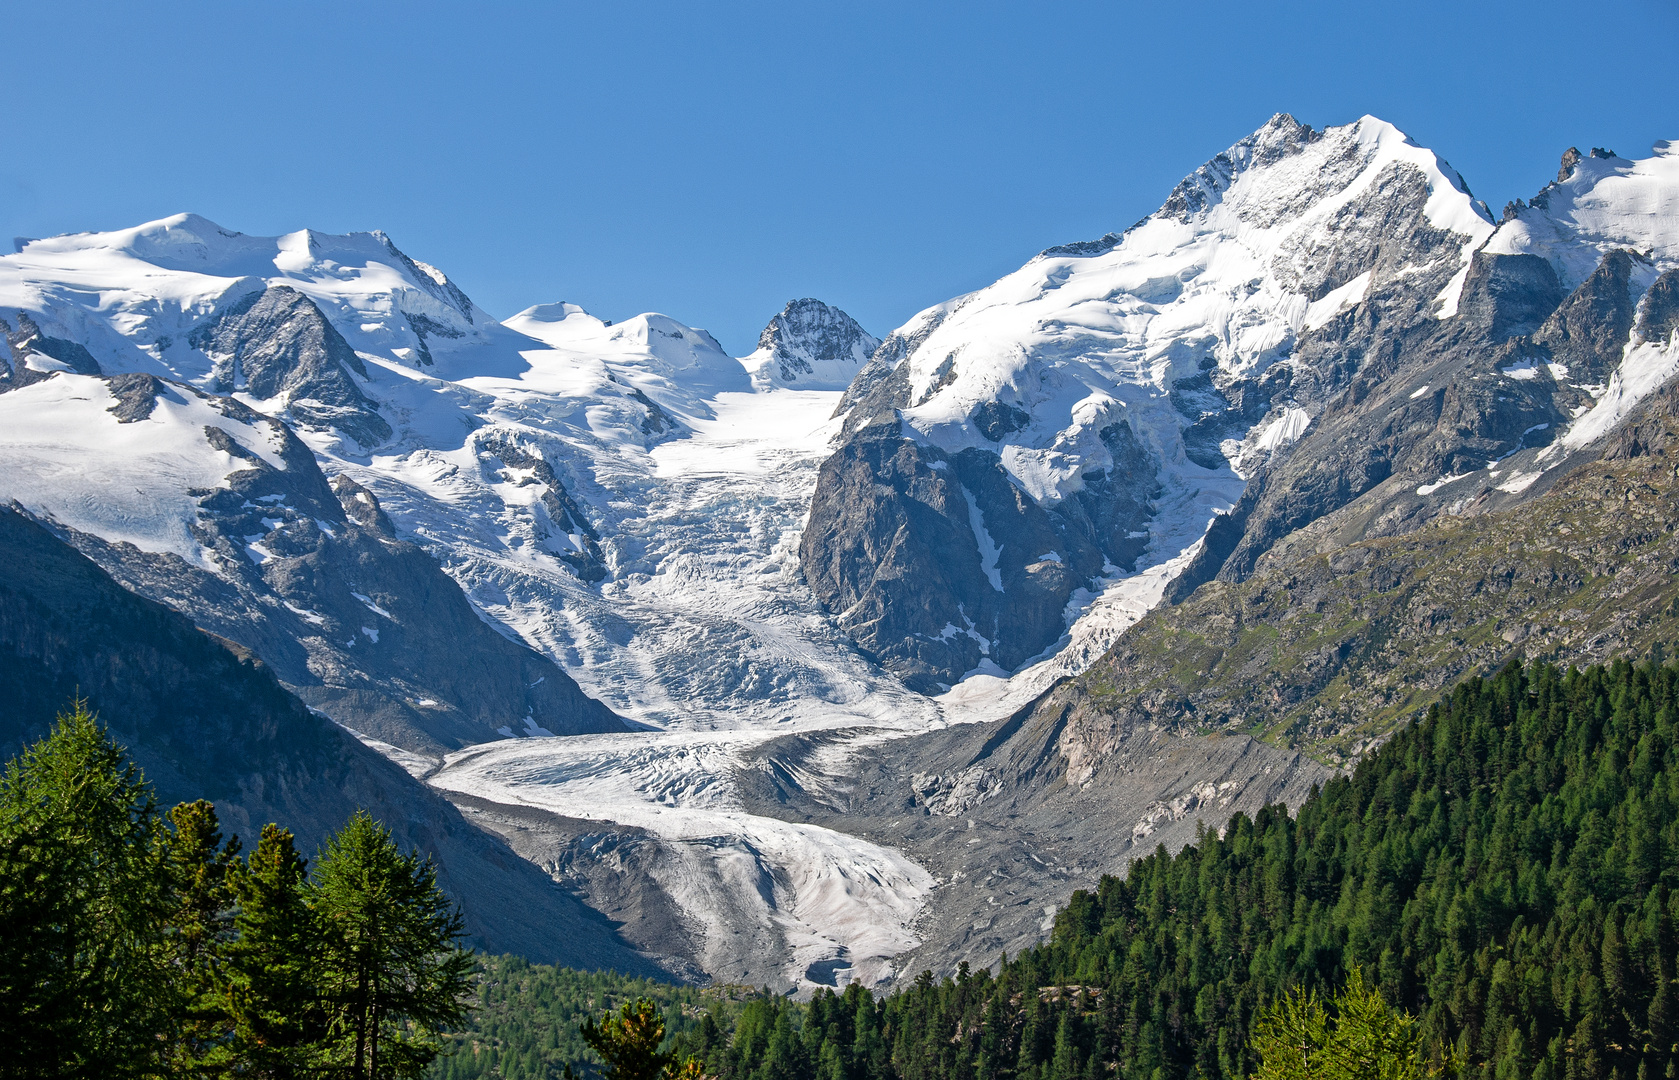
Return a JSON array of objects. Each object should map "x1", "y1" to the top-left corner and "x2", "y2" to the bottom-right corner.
[{"x1": 11, "y1": 656, "x2": 1679, "y2": 1078}]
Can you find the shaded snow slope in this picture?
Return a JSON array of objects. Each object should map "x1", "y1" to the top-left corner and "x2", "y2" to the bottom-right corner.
[{"x1": 0, "y1": 374, "x2": 287, "y2": 564}]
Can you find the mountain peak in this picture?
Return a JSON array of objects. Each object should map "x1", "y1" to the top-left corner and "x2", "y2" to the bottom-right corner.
[
  {"x1": 1041, "y1": 113, "x2": 1485, "y2": 263},
  {"x1": 742, "y1": 298, "x2": 880, "y2": 391}
]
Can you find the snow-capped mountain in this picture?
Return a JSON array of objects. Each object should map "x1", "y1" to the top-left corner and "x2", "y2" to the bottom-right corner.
[
  {"x1": 741, "y1": 298, "x2": 882, "y2": 390},
  {"x1": 3, "y1": 112, "x2": 1676, "y2": 991},
  {"x1": 803, "y1": 114, "x2": 1499, "y2": 692},
  {"x1": 0, "y1": 217, "x2": 937, "y2": 986}
]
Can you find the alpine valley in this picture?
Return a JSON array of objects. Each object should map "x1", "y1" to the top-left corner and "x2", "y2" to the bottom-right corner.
[{"x1": 3, "y1": 113, "x2": 1678, "y2": 992}]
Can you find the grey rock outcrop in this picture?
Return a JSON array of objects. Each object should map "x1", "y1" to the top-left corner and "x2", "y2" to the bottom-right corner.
[
  {"x1": 1637, "y1": 269, "x2": 1679, "y2": 346},
  {"x1": 189, "y1": 285, "x2": 392, "y2": 446},
  {"x1": 0, "y1": 312, "x2": 101, "y2": 390},
  {"x1": 476, "y1": 431, "x2": 608, "y2": 582},
  {"x1": 1173, "y1": 244, "x2": 1639, "y2": 600},
  {"x1": 801, "y1": 420, "x2": 1157, "y2": 691}
]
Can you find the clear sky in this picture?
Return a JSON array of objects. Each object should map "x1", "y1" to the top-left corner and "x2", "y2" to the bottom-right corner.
[{"x1": 6, "y1": 1, "x2": 1676, "y2": 354}]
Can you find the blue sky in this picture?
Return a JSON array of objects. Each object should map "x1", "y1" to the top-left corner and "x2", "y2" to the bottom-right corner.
[{"x1": 6, "y1": 1, "x2": 1676, "y2": 354}]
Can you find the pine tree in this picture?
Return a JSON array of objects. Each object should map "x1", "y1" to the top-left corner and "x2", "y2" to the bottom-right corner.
[
  {"x1": 581, "y1": 998, "x2": 678, "y2": 1080},
  {"x1": 1250, "y1": 970, "x2": 1453, "y2": 1080},
  {"x1": 312, "y1": 810, "x2": 474, "y2": 1079},
  {"x1": 577, "y1": 996, "x2": 708, "y2": 1080},
  {"x1": 0, "y1": 699, "x2": 172, "y2": 1080}
]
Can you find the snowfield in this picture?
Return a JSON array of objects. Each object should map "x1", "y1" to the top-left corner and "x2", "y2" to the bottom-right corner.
[{"x1": 0, "y1": 374, "x2": 289, "y2": 566}]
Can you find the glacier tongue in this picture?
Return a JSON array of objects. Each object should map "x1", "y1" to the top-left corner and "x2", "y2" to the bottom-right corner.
[{"x1": 430, "y1": 729, "x2": 935, "y2": 989}]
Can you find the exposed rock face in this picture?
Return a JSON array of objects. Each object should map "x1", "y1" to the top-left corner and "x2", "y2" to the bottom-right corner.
[
  {"x1": 1531, "y1": 248, "x2": 1643, "y2": 384},
  {"x1": 105, "y1": 372, "x2": 169, "y2": 422},
  {"x1": 0, "y1": 311, "x2": 101, "y2": 389},
  {"x1": 0, "y1": 505, "x2": 653, "y2": 971},
  {"x1": 1172, "y1": 244, "x2": 1645, "y2": 601},
  {"x1": 1011, "y1": 372, "x2": 1679, "y2": 778},
  {"x1": 1639, "y1": 269, "x2": 1679, "y2": 346},
  {"x1": 801, "y1": 418, "x2": 1156, "y2": 692},
  {"x1": 48, "y1": 378, "x2": 623, "y2": 755},
  {"x1": 743, "y1": 298, "x2": 881, "y2": 390},
  {"x1": 189, "y1": 285, "x2": 392, "y2": 446},
  {"x1": 1452, "y1": 251, "x2": 1564, "y2": 339},
  {"x1": 1557, "y1": 146, "x2": 1584, "y2": 183}
]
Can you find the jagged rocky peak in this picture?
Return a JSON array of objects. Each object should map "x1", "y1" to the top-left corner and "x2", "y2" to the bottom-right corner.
[
  {"x1": 189, "y1": 284, "x2": 392, "y2": 446},
  {"x1": 742, "y1": 298, "x2": 881, "y2": 390},
  {"x1": 804, "y1": 113, "x2": 1497, "y2": 692}
]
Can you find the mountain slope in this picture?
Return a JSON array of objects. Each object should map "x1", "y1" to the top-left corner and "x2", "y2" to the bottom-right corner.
[
  {"x1": 1169, "y1": 143, "x2": 1679, "y2": 603},
  {"x1": 934, "y1": 139, "x2": 1679, "y2": 796},
  {"x1": 0, "y1": 505, "x2": 652, "y2": 971},
  {"x1": 0, "y1": 371, "x2": 624, "y2": 754}
]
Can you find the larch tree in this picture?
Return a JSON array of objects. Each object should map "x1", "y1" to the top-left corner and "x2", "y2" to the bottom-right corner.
[
  {"x1": 0, "y1": 700, "x2": 173, "y2": 1080},
  {"x1": 311, "y1": 810, "x2": 474, "y2": 1079}
]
